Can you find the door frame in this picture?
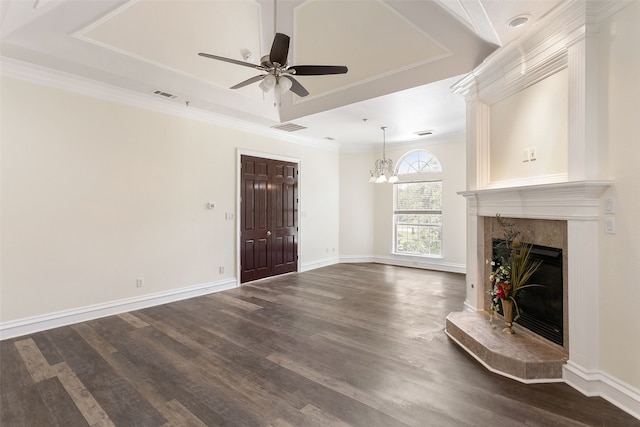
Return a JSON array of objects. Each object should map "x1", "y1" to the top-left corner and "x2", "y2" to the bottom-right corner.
[{"x1": 236, "y1": 149, "x2": 301, "y2": 284}]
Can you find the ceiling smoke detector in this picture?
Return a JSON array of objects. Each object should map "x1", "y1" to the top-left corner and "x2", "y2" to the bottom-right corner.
[{"x1": 508, "y1": 15, "x2": 530, "y2": 29}]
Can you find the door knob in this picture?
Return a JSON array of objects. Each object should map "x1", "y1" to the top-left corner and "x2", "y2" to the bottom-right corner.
[{"x1": 267, "y1": 230, "x2": 272, "y2": 236}]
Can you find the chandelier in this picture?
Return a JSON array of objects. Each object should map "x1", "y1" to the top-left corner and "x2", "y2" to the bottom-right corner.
[{"x1": 369, "y1": 126, "x2": 399, "y2": 183}]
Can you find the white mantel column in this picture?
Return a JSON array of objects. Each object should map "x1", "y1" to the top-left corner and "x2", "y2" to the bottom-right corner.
[
  {"x1": 567, "y1": 27, "x2": 600, "y2": 180},
  {"x1": 565, "y1": 219, "x2": 601, "y2": 379},
  {"x1": 460, "y1": 88, "x2": 491, "y2": 310}
]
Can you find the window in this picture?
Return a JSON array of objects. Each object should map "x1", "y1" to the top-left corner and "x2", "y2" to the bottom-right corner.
[
  {"x1": 393, "y1": 151, "x2": 442, "y2": 256},
  {"x1": 397, "y1": 150, "x2": 442, "y2": 174}
]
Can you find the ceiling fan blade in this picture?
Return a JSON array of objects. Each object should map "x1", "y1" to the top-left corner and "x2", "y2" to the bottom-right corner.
[
  {"x1": 198, "y1": 53, "x2": 258, "y2": 69},
  {"x1": 269, "y1": 33, "x2": 290, "y2": 66},
  {"x1": 282, "y1": 76, "x2": 309, "y2": 97},
  {"x1": 230, "y1": 75, "x2": 265, "y2": 89},
  {"x1": 289, "y1": 65, "x2": 348, "y2": 75}
]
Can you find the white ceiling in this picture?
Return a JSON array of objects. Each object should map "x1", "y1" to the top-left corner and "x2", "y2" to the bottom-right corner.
[{"x1": 0, "y1": 0, "x2": 563, "y2": 147}]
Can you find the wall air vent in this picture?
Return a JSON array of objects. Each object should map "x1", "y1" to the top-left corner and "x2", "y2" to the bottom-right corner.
[
  {"x1": 152, "y1": 89, "x2": 177, "y2": 99},
  {"x1": 271, "y1": 123, "x2": 307, "y2": 132}
]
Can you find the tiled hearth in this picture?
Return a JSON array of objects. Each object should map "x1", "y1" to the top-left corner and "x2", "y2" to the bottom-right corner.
[{"x1": 445, "y1": 312, "x2": 567, "y2": 382}]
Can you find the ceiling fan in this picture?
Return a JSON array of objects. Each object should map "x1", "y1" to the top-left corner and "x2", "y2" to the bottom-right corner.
[{"x1": 198, "y1": 33, "x2": 348, "y2": 97}]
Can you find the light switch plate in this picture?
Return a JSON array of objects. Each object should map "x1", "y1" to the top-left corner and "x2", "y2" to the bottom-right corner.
[
  {"x1": 604, "y1": 197, "x2": 615, "y2": 214},
  {"x1": 523, "y1": 148, "x2": 530, "y2": 162}
]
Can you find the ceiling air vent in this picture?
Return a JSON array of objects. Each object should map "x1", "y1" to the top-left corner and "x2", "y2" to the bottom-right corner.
[
  {"x1": 152, "y1": 89, "x2": 178, "y2": 99},
  {"x1": 415, "y1": 130, "x2": 435, "y2": 137},
  {"x1": 271, "y1": 123, "x2": 307, "y2": 132}
]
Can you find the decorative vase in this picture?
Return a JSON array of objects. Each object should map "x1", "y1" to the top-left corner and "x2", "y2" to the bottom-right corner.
[{"x1": 501, "y1": 298, "x2": 515, "y2": 334}]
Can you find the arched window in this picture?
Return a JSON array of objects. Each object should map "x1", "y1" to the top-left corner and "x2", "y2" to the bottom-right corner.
[
  {"x1": 397, "y1": 150, "x2": 442, "y2": 174},
  {"x1": 393, "y1": 150, "x2": 443, "y2": 257}
]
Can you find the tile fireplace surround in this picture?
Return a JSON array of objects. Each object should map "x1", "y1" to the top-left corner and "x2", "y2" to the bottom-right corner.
[{"x1": 446, "y1": 181, "x2": 611, "y2": 386}]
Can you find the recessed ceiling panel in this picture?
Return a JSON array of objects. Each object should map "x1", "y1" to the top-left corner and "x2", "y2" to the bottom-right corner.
[
  {"x1": 76, "y1": 0, "x2": 264, "y2": 96},
  {"x1": 293, "y1": 0, "x2": 450, "y2": 98}
]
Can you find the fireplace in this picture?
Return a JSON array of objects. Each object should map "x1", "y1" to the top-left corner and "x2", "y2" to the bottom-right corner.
[
  {"x1": 493, "y1": 239, "x2": 564, "y2": 346},
  {"x1": 484, "y1": 215, "x2": 569, "y2": 350},
  {"x1": 455, "y1": 181, "x2": 611, "y2": 384}
]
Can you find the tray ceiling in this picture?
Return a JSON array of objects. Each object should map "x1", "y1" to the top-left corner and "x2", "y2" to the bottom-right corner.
[{"x1": 1, "y1": 0, "x2": 562, "y2": 145}]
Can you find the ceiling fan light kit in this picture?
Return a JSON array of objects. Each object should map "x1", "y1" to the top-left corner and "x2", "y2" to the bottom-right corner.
[{"x1": 198, "y1": 33, "x2": 348, "y2": 97}]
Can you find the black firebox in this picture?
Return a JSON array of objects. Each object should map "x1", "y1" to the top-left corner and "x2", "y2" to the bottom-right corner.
[{"x1": 494, "y1": 239, "x2": 564, "y2": 346}]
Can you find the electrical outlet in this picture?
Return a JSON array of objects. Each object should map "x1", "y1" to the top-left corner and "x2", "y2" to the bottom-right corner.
[
  {"x1": 605, "y1": 218, "x2": 616, "y2": 234},
  {"x1": 136, "y1": 278, "x2": 144, "y2": 287}
]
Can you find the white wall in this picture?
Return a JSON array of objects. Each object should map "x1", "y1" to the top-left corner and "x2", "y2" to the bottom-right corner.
[
  {"x1": 0, "y1": 76, "x2": 340, "y2": 323},
  {"x1": 489, "y1": 69, "x2": 569, "y2": 184},
  {"x1": 598, "y1": 0, "x2": 640, "y2": 390}
]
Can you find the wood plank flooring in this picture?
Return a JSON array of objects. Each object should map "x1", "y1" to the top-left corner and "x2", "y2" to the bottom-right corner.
[{"x1": 1, "y1": 263, "x2": 638, "y2": 426}]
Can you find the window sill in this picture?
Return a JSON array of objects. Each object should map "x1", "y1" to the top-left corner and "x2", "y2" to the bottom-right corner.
[{"x1": 391, "y1": 252, "x2": 443, "y2": 260}]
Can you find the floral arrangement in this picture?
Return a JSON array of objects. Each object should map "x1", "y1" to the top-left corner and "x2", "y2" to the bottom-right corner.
[{"x1": 488, "y1": 214, "x2": 542, "y2": 320}]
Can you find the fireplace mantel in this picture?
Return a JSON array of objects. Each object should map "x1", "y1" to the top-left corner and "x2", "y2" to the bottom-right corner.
[{"x1": 458, "y1": 180, "x2": 612, "y2": 220}]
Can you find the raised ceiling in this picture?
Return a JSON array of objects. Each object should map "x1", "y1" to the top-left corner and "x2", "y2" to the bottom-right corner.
[{"x1": 0, "y1": 0, "x2": 562, "y2": 146}]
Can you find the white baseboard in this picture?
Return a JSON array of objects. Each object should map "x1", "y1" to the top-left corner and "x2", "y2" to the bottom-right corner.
[
  {"x1": 307, "y1": 256, "x2": 466, "y2": 274},
  {"x1": 0, "y1": 279, "x2": 237, "y2": 341},
  {"x1": 300, "y1": 257, "x2": 340, "y2": 272},
  {"x1": 564, "y1": 361, "x2": 640, "y2": 420},
  {"x1": 463, "y1": 299, "x2": 476, "y2": 312},
  {"x1": 338, "y1": 255, "x2": 375, "y2": 264},
  {"x1": 368, "y1": 255, "x2": 466, "y2": 274}
]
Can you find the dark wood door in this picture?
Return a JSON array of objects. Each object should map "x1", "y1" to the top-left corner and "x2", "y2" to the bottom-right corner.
[{"x1": 240, "y1": 155, "x2": 298, "y2": 283}]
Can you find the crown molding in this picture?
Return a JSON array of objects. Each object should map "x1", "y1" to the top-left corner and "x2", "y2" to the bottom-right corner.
[{"x1": 0, "y1": 56, "x2": 340, "y2": 153}]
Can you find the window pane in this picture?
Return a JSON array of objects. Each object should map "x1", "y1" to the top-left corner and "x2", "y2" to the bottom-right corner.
[
  {"x1": 395, "y1": 217, "x2": 442, "y2": 256},
  {"x1": 394, "y1": 179, "x2": 442, "y2": 257},
  {"x1": 396, "y1": 182, "x2": 442, "y2": 211},
  {"x1": 397, "y1": 150, "x2": 442, "y2": 174}
]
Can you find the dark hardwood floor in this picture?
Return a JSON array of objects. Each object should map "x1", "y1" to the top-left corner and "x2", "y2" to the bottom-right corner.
[{"x1": 1, "y1": 263, "x2": 638, "y2": 426}]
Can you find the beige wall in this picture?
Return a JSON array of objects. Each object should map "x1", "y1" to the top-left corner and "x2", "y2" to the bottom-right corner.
[
  {"x1": 489, "y1": 68, "x2": 569, "y2": 184},
  {"x1": 339, "y1": 151, "x2": 375, "y2": 257},
  {"x1": 0, "y1": 77, "x2": 340, "y2": 322},
  {"x1": 0, "y1": 74, "x2": 467, "y2": 325},
  {"x1": 370, "y1": 137, "x2": 467, "y2": 270},
  {"x1": 598, "y1": 0, "x2": 640, "y2": 389}
]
